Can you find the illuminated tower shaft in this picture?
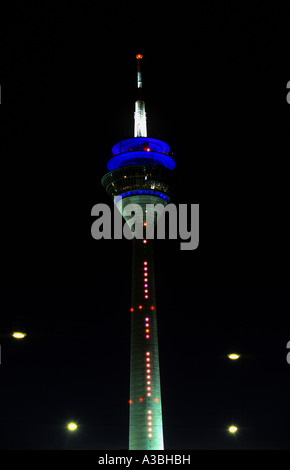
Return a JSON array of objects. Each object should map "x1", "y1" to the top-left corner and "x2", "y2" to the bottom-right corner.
[
  {"x1": 129, "y1": 237, "x2": 163, "y2": 449},
  {"x1": 101, "y1": 54, "x2": 175, "y2": 450}
]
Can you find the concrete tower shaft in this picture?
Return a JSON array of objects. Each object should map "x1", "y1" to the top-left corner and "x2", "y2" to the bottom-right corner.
[{"x1": 129, "y1": 238, "x2": 163, "y2": 450}]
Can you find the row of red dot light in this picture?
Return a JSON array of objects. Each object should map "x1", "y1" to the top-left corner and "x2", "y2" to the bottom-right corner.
[
  {"x1": 144, "y1": 261, "x2": 148, "y2": 299},
  {"x1": 144, "y1": 258, "x2": 152, "y2": 439},
  {"x1": 129, "y1": 305, "x2": 154, "y2": 313}
]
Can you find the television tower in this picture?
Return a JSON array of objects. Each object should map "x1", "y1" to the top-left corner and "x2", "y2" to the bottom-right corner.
[{"x1": 101, "y1": 55, "x2": 175, "y2": 450}]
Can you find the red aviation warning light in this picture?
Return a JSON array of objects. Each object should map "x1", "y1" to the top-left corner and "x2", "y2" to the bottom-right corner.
[{"x1": 136, "y1": 54, "x2": 143, "y2": 59}]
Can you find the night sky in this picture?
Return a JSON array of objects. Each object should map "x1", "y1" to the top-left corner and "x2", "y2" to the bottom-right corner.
[{"x1": 1, "y1": 3, "x2": 290, "y2": 451}]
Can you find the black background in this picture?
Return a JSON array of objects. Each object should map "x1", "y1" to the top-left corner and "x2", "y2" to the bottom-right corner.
[{"x1": 1, "y1": 2, "x2": 290, "y2": 450}]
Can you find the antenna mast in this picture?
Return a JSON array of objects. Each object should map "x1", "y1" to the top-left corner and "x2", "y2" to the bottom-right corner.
[{"x1": 134, "y1": 54, "x2": 147, "y2": 137}]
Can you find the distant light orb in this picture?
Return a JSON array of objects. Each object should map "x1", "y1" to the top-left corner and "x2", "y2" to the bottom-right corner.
[
  {"x1": 12, "y1": 332, "x2": 26, "y2": 339},
  {"x1": 67, "y1": 422, "x2": 78, "y2": 431},
  {"x1": 228, "y1": 425, "x2": 238, "y2": 434},
  {"x1": 228, "y1": 354, "x2": 241, "y2": 360}
]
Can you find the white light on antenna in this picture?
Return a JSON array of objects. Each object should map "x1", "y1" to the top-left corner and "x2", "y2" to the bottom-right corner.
[{"x1": 134, "y1": 101, "x2": 147, "y2": 137}]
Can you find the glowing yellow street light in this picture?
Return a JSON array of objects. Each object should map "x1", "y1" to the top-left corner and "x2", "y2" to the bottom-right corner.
[
  {"x1": 67, "y1": 422, "x2": 78, "y2": 431},
  {"x1": 12, "y1": 332, "x2": 27, "y2": 339},
  {"x1": 228, "y1": 425, "x2": 238, "y2": 434},
  {"x1": 227, "y1": 353, "x2": 240, "y2": 360}
]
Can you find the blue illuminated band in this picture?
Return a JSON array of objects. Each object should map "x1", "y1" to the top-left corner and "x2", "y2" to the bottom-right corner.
[
  {"x1": 111, "y1": 137, "x2": 170, "y2": 156},
  {"x1": 108, "y1": 138, "x2": 175, "y2": 171}
]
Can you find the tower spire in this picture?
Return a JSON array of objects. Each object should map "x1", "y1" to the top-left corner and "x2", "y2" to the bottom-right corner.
[{"x1": 134, "y1": 54, "x2": 147, "y2": 137}]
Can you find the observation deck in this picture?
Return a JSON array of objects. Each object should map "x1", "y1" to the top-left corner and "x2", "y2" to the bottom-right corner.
[
  {"x1": 101, "y1": 164, "x2": 173, "y2": 202},
  {"x1": 102, "y1": 137, "x2": 175, "y2": 204}
]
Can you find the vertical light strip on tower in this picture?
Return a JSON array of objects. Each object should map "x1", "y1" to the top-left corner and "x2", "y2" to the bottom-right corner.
[{"x1": 101, "y1": 54, "x2": 176, "y2": 450}]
